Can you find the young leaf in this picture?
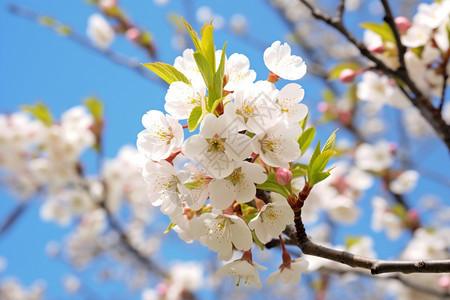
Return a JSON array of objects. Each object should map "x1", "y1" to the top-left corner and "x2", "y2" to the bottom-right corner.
[
  {"x1": 299, "y1": 113, "x2": 308, "y2": 130},
  {"x1": 193, "y1": 52, "x2": 214, "y2": 90},
  {"x1": 297, "y1": 127, "x2": 315, "y2": 155},
  {"x1": 310, "y1": 171, "x2": 331, "y2": 186},
  {"x1": 308, "y1": 141, "x2": 321, "y2": 181},
  {"x1": 142, "y1": 62, "x2": 190, "y2": 85},
  {"x1": 209, "y1": 42, "x2": 227, "y2": 111},
  {"x1": 311, "y1": 149, "x2": 335, "y2": 176},
  {"x1": 22, "y1": 102, "x2": 53, "y2": 126},
  {"x1": 322, "y1": 129, "x2": 338, "y2": 152},
  {"x1": 188, "y1": 106, "x2": 203, "y2": 132},
  {"x1": 292, "y1": 163, "x2": 308, "y2": 178},
  {"x1": 84, "y1": 96, "x2": 103, "y2": 121},
  {"x1": 328, "y1": 62, "x2": 361, "y2": 81},
  {"x1": 182, "y1": 17, "x2": 202, "y2": 52},
  {"x1": 256, "y1": 173, "x2": 290, "y2": 198},
  {"x1": 360, "y1": 22, "x2": 395, "y2": 44},
  {"x1": 200, "y1": 24, "x2": 215, "y2": 72}
]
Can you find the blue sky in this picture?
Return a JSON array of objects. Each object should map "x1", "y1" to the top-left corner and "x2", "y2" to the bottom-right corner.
[{"x1": 0, "y1": 0, "x2": 448, "y2": 299}]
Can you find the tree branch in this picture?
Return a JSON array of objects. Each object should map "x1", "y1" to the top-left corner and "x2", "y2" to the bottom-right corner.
[
  {"x1": 7, "y1": 3, "x2": 163, "y2": 85},
  {"x1": 380, "y1": 0, "x2": 407, "y2": 68},
  {"x1": 297, "y1": 0, "x2": 450, "y2": 151},
  {"x1": 284, "y1": 222, "x2": 450, "y2": 275},
  {"x1": 98, "y1": 200, "x2": 167, "y2": 278},
  {"x1": 320, "y1": 266, "x2": 450, "y2": 298},
  {"x1": 0, "y1": 202, "x2": 28, "y2": 239}
]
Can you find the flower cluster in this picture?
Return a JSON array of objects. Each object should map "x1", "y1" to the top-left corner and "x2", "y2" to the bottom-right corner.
[{"x1": 137, "y1": 22, "x2": 313, "y2": 287}]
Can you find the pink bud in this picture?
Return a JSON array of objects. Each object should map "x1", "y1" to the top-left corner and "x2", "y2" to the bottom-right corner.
[
  {"x1": 339, "y1": 68, "x2": 357, "y2": 83},
  {"x1": 368, "y1": 44, "x2": 385, "y2": 53},
  {"x1": 438, "y1": 275, "x2": 450, "y2": 289},
  {"x1": 317, "y1": 102, "x2": 329, "y2": 113},
  {"x1": 275, "y1": 168, "x2": 293, "y2": 186},
  {"x1": 156, "y1": 283, "x2": 167, "y2": 295},
  {"x1": 126, "y1": 28, "x2": 141, "y2": 42},
  {"x1": 407, "y1": 209, "x2": 419, "y2": 222},
  {"x1": 389, "y1": 142, "x2": 397, "y2": 154},
  {"x1": 395, "y1": 16, "x2": 412, "y2": 34}
]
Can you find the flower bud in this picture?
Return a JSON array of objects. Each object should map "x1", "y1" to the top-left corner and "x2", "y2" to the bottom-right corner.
[
  {"x1": 368, "y1": 44, "x2": 385, "y2": 53},
  {"x1": 395, "y1": 16, "x2": 412, "y2": 34},
  {"x1": 275, "y1": 168, "x2": 293, "y2": 186},
  {"x1": 126, "y1": 27, "x2": 141, "y2": 42},
  {"x1": 438, "y1": 275, "x2": 450, "y2": 289},
  {"x1": 339, "y1": 68, "x2": 357, "y2": 83},
  {"x1": 317, "y1": 102, "x2": 329, "y2": 113}
]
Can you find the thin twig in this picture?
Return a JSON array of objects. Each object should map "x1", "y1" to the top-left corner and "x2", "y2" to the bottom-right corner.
[
  {"x1": 320, "y1": 267, "x2": 450, "y2": 298},
  {"x1": 0, "y1": 202, "x2": 28, "y2": 239},
  {"x1": 337, "y1": 0, "x2": 346, "y2": 20},
  {"x1": 297, "y1": 0, "x2": 450, "y2": 151},
  {"x1": 7, "y1": 3, "x2": 163, "y2": 85},
  {"x1": 98, "y1": 200, "x2": 167, "y2": 278},
  {"x1": 380, "y1": 0, "x2": 407, "y2": 68}
]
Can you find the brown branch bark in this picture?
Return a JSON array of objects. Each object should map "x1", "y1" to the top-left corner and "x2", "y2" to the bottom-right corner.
[
  {"x1": 0, "y1": 202, "x2": 28, "y2": 239},
  {"x1": 7, "y1": 3, "x2": 163, "y2": 85},
  {"x1": 297, "y1": 0, "x2": 450, "y2": 151},
  {"x1": 98, "y1": 200, "x2": 167, "y2": 278},
  {"x1": 321, "y1": 266, "x2": 450, "y2": 298},
  {"x1": 284, "y1": 222, "x2": 450, "y2": 275}
]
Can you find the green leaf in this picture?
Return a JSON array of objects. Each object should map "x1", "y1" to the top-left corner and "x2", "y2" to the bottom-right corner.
[
  {"x1": 142, "y1": 62, "x2": 190, "y2": 85},
  {"x1": 193, "y1": 52, "x2": 214, "y2": 91},
  {"x1": 200, "y1": 24, "x2": 215, "y2": 72},
  {"x1": 308, "y1": 142, "x2": 321, "y2": 181},
  {"x1": 328, "y1": 62, "x2": 361, "y2": 81},
  {"x1": 391, "y1": 204, "x2": 407, "y2": 219},
  {"x1": 297, "y1": 127, "x2": 315, "y2": 155},
  {"x1": 345, "y1": 236, "x2": 362, "y2": 249},
  {"x1": 322, "y1": 89, "x2": 335, "y2": 104},
  {"x1": 209, "y1": 42, "x2": 227, "y2": 111},
  {"x1": 182, "y1": 17, "x2": 202, "y2": 52},
  {"x1": 22, "y1": 102, "x2": 53, "y2": 126},
  {"x1": 299, "y1": 113, "x2": 308, "y2": 130},
  {"x1": 361, "y1": 22, "x2": 395, "y2": 44},
  {"x1": 188, "y1": 106, "x2": 203, "y2": 132},
  {"x1": 184, "y1": 181, "x2": 202, "y2": 190},
  {"x1": 310, "y1": 171, "x2": 331, "y2": 186},
  {"x1": 84, "y1": 96, "x2": 103, "y2": 121},
  {"x1": 164, "y1": 222, "x2": 176, "y2": 234},
  {"x1": 311, "y1": 149, "x2": 335, "y2": 176},
  {"x1": 322, "y1": 129, "x2": 338, "y2": 152},
  {"x1": 256, "y1": 173, "x2": 289, "y2": 198},
  {"x1": 251, "y1": 231, "x2": 265, "y2": 250},
  {"x1": 292, "y1": 163, "x2": 308, "y2": 178}
]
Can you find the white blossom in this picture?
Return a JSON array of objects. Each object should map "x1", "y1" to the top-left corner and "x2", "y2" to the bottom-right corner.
[
  {"x1": 252, "y1": 122, "x2": 302, "y2": 168},
  {"x1": 87, "y1": 14, "x2": 115, "y2": 49},
  {"x1": 264, "y1": 41, "x2": 307, "y2": 80},
  {"x1": 354, "y1": 141, "x2": 393, "y2": 172},
  {"x1": 164, "y1": 81, "x2": 206, "y2": 120},
  {"x1": 209, "y1": 161, "x2": 267, "y2": 210},
  {"x1": 224, "y1": 53, "x2": 256, "y2": 92},
  {"x1": 389, "y1": 170, "x2": 419, "y2": 194},
  {"x1": 182, "y1": 113, "x2": 252, "y2": 179},
  {"x1": 195, "y1": 210, "x2": 252, "y2": 260},
  {"x1": 266, "y1": 259, "x2": 309, "y2": 286},
  {"x1": 216, "y1": 259, "x2": 266, "y2": 289},
  {"x1": 248, "y1": 197, "x2": 294, "y2": 243},
  {"x1": 137, "y1": 110, "x2": 184, "y2": 161}
]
